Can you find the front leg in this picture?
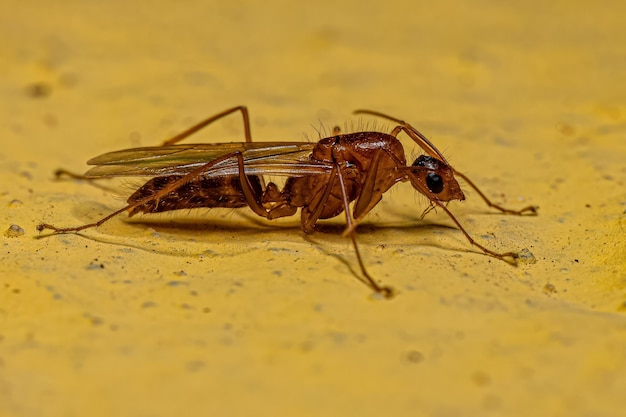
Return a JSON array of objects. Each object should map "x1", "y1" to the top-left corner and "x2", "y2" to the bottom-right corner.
[{"x1": 347, "y1": 149, "x2": 404, "y2": 236}]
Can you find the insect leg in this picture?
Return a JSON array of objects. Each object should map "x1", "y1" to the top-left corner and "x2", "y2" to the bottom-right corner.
[
  {"x1": 53, "y1": 169, "x2": 91, "y2": 180},
  {"x1": 231, "y1": 151, "x2": 273, "y2": 219},
  {"x1": 161, "y1": 105, "x2": 252, "y2": 145},
  {"x1": 37, "y1": 150, "x2": 267, "y2": 233},
  {"x1": 301, "y1": 166, "x2": 338, "y2": 233},
  {"x1": 433, "y1": 200, "x2": 519, "y2": 262},
  {"x1": 51, "y1": 169, "x2": 123, "y2": 193},
  {"x1": 333, "y1": 158, "x2": 394, "y2": 298},
  {"x1": 351, "y1": 150, "x2": 384, "y2": 224},
  {"x1": 342, "y1": 149, "x2": 395, "y2": 236},
  {"x1": 161, "y1": 106, "x2": 271, "y2": 190}
]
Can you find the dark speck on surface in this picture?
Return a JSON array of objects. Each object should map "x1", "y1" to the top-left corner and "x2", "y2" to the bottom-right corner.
[
  {"x1": 407, "y1": 350, "x2": 424, "y2": 363},
  {"x1": 25, "y1": 82, "x2": 52, "y2": 98}
]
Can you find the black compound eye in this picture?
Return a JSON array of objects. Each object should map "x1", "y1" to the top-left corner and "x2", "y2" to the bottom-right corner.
[{"x1": 426, "y1": 173, "x2": 444, "y2": 193}]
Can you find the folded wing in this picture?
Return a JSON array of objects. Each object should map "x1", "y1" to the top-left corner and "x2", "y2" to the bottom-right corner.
[{"x1": 84, "y1": 142, "x2": 331, "y2": 178}]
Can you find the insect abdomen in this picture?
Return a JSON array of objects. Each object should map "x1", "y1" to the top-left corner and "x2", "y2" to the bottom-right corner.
[{"x1": 127, "y1": 175, "x2": 263, "y2": 216}]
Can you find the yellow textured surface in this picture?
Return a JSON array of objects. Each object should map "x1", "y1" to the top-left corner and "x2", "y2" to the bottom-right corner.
[{"x1": 1, "y1": 1, "x2": 625, "y2": 416}]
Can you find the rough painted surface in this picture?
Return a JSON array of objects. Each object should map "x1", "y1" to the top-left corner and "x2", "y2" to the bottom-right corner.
[{"x1": 1, "y1": 1, "x2": 625, "y2": 416}]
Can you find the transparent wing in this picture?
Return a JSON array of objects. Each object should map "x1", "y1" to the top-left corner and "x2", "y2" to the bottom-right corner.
[{"x1": 84, "y1": 142, "x2": 331, "y2": 178}]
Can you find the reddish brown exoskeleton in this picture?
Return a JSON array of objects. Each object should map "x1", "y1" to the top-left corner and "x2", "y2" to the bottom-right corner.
[{"x1": 38, "y1": 106, "x2": 537, "y2": 297}]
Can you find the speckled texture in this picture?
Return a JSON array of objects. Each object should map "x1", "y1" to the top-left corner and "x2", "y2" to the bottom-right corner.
[{"x1": 1, "y1": 1, "x2": 625, "y2": 416}]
